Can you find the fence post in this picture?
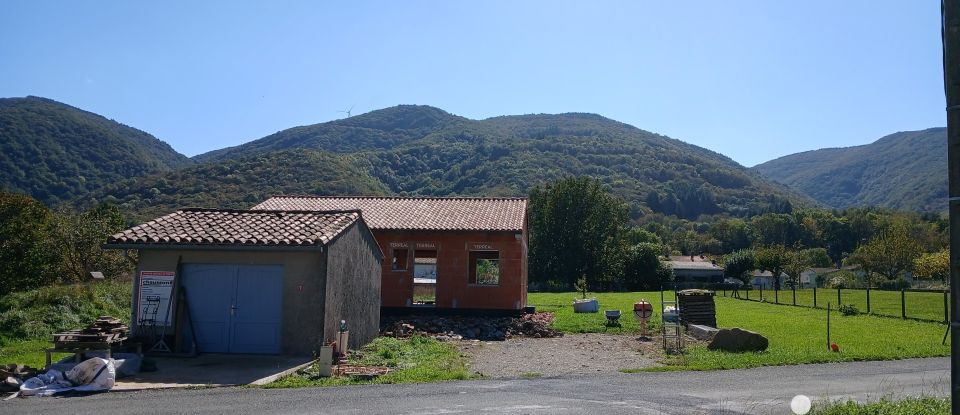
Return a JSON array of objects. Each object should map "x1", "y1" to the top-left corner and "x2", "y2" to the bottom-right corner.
[
  {"x1": 866, "y1": 283, "x2": 871, "y2": 314},
  {"x1": 837, "y1": 287, "x2": 842, "y2": 306},
  {"x1": 945, "y1": 290, "x2": 950, "y2": 324},
  {"x1": 775, "y1": 286, "x2": 779, "y2": 304},
  {"x1": 827, "y1": 302, "x2": 831, "y2": 351},
  {"x1": 760, "y1": 286, "x2": 763, "y2": 302},
  {"x1": 901, "y1": 288, "x2": 906, "y2": 319},
  {"x1": 792, "y1": 286, "x2": 797, "y2": 306},
  {"x1": 813, "y1": 285, "x2": 818, "y2": 308},
  {"x1": 746, "y1": 287, "x2": 750, "y2": 300}
]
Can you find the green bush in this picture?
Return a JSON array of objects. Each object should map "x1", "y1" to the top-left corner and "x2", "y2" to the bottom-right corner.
[
  {"x1": 811, "y1": 396, "x2": 949, "y2": 414},
  {"x1": 838, "y1": 304, "x2": 860, "y2": 316}
]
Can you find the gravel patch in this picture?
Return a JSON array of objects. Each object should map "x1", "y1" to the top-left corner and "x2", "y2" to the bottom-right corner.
[{"x1": 459, "y1": 333, "x2": 663, "y2": 378}]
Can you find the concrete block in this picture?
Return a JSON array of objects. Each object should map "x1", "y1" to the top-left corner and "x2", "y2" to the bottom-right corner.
[{"x1": 687, "y1": 324, "x2": 719, "y2": 341}]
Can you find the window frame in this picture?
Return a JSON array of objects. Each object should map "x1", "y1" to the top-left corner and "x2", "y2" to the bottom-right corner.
[{"x1": 468, "y1": 250, "x2": 501, "y2": 286}]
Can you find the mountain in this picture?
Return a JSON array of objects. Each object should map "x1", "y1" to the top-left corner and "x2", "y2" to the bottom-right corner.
[
  {"x1": 193, "y1": 105, "x2": 808, "y2": 220},
  {"x1": 82, "y1": 149, "x2": 389, "y2": 221},
  {"x1": 752, "y1": 128, "x2": 946, "y2": 212},
  {"x1": 0, "y1": 96, "x2": 192, "y2": 205}
]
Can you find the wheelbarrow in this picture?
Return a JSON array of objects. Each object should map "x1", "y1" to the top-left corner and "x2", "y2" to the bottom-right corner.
[{"x1": 604, "y1": 310, "x2": 622, "y2": 328}]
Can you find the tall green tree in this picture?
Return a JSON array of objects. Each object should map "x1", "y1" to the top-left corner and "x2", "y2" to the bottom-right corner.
[
  {"x1": 723, "y1": 249, "x2": 755, "y2": 286},
  {"x1": 528, "y1": 177, "x2": 628, "y2": 290},
  {"x1": 914, "y1": 249, "x2": 950, "y2": 284},
  {"x1": 622, "y1": 243, "x2": 671, "y2": 290},
  {"x1": 754, "y1": 245, "x2": 789, "y2": 289},
  {"x1": 0, "y1": 191, "x2": 57, "y2": 295},
  {"x1": 846, "y1": 220, "x2": 922, "y2": 281},
  {"x1": 49, "y1": 204, "x2": 132, "y2": 283}
]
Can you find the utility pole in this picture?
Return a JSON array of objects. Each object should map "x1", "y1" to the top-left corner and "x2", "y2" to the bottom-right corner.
[{"x1": 941, "y1": 1, "x2": 960, "y2": 413}]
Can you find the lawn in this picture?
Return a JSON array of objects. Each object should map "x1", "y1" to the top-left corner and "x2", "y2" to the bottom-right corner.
[
  {"x1": 267, "y1": 336, "x2": 471, "y2": 388},
  {"x1": 528, "y1": 291, "x2": 951, "y2": 371},
  {"x1": 721, "y1": 288, "x2": 948, "y2": 322},
  {"x1": 0, "y1": 280, "x2": 132, "y2": 367},
  {"x1": 530, "y1": 291, "x2": 674, "y2": 333}
]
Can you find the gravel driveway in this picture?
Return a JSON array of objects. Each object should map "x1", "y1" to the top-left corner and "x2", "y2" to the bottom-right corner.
[{"x1": 459, "y1": 333, "x2": 662, "y2": 378}]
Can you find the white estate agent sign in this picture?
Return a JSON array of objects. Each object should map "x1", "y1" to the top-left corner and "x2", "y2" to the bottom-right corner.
[{"x1": 137, "y1": 271, "x2": 175, "y2": 326}]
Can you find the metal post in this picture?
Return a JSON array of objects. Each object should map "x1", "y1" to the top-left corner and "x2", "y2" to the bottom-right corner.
[
  {"x1": 814, "y1": 285, "x2": 818, "y2": 308},
  {"x1": 939, "y1": 1, "x2": 960, "y2": 410},
  {"x1": 760, "y1": 286, "x2": 763, "y2": 302},
  {"x1": 902, "y1": 288, "x2": 907, "y2": 319},
  {"x1": 827, "y1": 302, "x2": 831, "y2": 351},
  {"x1": 793, "y1": 286, "x2": 797, "y2": 306},
  {"x1": 947, "y1": 290, "x2": 951, "y2": 324},
  {"x1": 775, "y1": 287, "x2": 779, "y2": 304},
  {"x1": 837, "y1": 287, "x2": 842, "y2": 306},
  {"x1": 866, "y1": 282, "x2": 871, "y2": 314}
]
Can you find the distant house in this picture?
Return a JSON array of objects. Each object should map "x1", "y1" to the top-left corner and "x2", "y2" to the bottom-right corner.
[
  {"x1": 669, "y1": 256, "x2": 724, "y2": 287},
  {"x1": 253, "y1": 196, "x2": 528, "y2": 312},
  {"x1": 750, "y1": 270, "x2": 788, "y2": 290}
]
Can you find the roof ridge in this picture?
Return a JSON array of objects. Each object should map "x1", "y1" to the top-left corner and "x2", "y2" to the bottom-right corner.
[
  {"x1": 181, "y1": 207, "x2": 363, "y2": 215},
  {"x1": 264, "y1": 195, "x2": 528, "y2": 201}
]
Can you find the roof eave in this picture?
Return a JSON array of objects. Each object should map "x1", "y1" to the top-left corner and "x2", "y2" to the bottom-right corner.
[{"x1": 102, "y1": 243, "x2": 325, "y2": 252}]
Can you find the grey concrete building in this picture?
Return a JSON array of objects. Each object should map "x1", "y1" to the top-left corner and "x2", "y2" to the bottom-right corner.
[{"x1": 105, "y1": 208, "x2": 382, "y2": 356}]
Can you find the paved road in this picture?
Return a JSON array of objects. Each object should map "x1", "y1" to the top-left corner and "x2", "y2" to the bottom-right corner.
[{"x1": 3, "y1": 357, "x2": 949, "y2": 414}]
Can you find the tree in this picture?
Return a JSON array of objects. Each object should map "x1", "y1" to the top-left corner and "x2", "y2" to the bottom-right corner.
[
  {"x1": 750, "y1": 213, "x2": 797, "y2": 247},
  {"x1": 528, "y1": 177, "x2": 629, "y2": 290},
  {"x1": 48, "y1": 204, "x2": 132, "y2": 283},
  {"x1": 783, "y1": 250, "x2": 811, "y2": 289},
  {"x1": 723, "y1": 249, "x2": 755, "y2": 286},
  {"x1": 0, "y1": 191, "x2": 57, "y2": 295},
  {"x1": 622, "y1": 243, "x2": 670, "y2": 290},
  {"x1": 709, "y1": 218, "x2": 752, "y2": 253},
  {"x1": 800, "y1": 247, "x2": 832, "y2": 268},
  {"x1": 846, "y1": 220, "x2": 922, "y2": 282},
  {"x1": 914, "y1": 249, "x2": 950, "y2": 284},
  {"x1": 754, "y1": 245, "x2": 789, "y2": 289}
]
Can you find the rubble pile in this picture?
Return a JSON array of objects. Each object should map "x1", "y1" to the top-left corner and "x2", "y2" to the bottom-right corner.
[
  {"x1": 381, "y1": 312, "x2": 562, "y2": 341},
  {"x1": 0, "y1": 364, "x2": 39, "y2": 393}
]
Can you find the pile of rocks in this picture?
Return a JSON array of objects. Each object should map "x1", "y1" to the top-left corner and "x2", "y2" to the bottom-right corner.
[
  {"x1": 1, "y1": 364, "x2": 39, "y2": 393},
  {"x1": 381, "y1": 312, "x2": 562, "y2": 341}
]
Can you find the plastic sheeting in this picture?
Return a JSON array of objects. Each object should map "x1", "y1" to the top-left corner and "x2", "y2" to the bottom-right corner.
[{"x1": 19, "y1": 358, "x2": 115, "y2": 397}]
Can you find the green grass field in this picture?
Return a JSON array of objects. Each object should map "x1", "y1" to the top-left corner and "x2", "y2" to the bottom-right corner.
[
  {"x1": 528, "y1": 292, "x2": 951, "y2": 371},
  {"x1": 268, "y1": 336, "x2": 470, "y2": 388},
  {"x1": 717, "y1": 288, "x2": 949, "y2": 322}
]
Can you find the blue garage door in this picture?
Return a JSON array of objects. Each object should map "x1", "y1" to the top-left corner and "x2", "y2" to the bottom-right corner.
[{"x1": 181, "y1": 264, "x2": 283, "y2": 354}]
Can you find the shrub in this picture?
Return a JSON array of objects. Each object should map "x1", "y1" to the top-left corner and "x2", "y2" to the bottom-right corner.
[{"x1": 838, "y1": 304, "x2": 859, "y2": 316}]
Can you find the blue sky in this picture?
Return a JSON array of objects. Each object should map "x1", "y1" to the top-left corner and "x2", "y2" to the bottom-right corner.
[{"x1": 0, "y1": 1, "x2": 945, "y2": 166}]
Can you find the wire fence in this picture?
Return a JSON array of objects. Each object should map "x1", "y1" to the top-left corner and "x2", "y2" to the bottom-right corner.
[{"x1": 711, "y1": 284, "x2": 949, "y2": 324}]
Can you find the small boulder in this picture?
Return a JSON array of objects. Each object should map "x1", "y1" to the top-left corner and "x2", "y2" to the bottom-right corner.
[{"x1": 707, "y1": 328, "x2": 768, "y2": 352}]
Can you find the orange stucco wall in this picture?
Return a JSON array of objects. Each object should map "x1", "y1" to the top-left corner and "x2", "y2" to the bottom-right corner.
[{"x1": 374, "y1": 230, "x2": 528, "y2": 310}]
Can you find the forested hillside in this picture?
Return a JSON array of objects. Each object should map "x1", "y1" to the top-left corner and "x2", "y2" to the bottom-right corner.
[
  {"x1": 193, "y1": 105, "x2": 808, "y2": 220},
  {"x1": 0, "y1": 96, "x2": 192, "y2": 205},
  {"x1": 81, "y1": 149, "x2": 389, "y2": 221},
  {"x1": 753, "y1": 128, "x2": 946, "y2": 212}
]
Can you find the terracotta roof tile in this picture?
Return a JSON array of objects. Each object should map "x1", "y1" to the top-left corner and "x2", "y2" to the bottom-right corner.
[
  {"x1": 107, "y1": 208, "x2": 360, "y2": 247},
  {"x1": 252, "y1": 196, "x2": 526, "y2": 232}
]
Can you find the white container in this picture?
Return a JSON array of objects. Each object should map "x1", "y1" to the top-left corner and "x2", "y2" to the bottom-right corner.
[
  {"x1": 573, "y1": 298, "x2": 599, "y2": 313},
  {"x1": 316, "y1": 345, "x2": 333, "y2": 377}
]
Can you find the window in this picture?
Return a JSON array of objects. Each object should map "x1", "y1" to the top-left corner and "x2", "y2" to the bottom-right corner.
[
  {"x1": 391, "y1": 248, "x2": 409, "y2": 271},
  {"x1": 469, "y1": 251, "x2": 500, "y2": 285}
]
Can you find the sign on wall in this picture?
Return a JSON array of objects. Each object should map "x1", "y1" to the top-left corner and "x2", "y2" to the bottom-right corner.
[{"x1": 137, "y1": 271, "x2": 175, "y2": 326}]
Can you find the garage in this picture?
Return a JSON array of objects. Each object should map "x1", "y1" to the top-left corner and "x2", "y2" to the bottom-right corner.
[{"x1": 106, "y1": 208, "x2": 383, "y2": 356}]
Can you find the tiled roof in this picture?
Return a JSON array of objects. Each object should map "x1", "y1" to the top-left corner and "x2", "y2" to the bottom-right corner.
[
  {"x1": 251, "y1": 196, "x2": 527, "y2": 232},
  {"x1": 106, "y1": 208, "x2": 361, "y2": 247}
]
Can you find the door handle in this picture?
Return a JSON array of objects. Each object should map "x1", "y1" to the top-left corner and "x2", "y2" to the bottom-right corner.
[{"x1": 230, "y1": 305, "x2": 238, "y2": 316}]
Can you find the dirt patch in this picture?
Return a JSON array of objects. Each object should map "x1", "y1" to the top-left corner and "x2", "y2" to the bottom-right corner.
[
  {"x1": 381, "y1": 313, "x2": 562, "y2": 341},
  {"x1": 458, "y1": 333, "x2": 663, "y2": 378}
]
